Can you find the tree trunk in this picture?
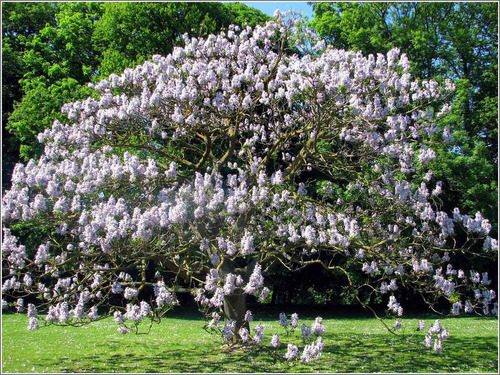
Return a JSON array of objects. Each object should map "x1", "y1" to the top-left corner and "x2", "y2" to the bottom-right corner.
[
  {"x1": 219, "y1": 256, "x2": 255, "y2": 342},
  {"x1": 223, "y1": 292, "x2": 249, "y2": 341}
]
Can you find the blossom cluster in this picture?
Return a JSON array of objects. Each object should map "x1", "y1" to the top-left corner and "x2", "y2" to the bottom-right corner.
[{"x1": 425, "y1": 320, "x2": 450, "y2": 352}]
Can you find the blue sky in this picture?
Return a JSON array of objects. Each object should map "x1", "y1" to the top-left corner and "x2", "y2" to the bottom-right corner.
[{"x1": 242, "y1": 2, "x2": 314, "y2": 20}]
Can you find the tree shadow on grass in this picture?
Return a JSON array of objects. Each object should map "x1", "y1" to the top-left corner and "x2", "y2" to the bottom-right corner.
[
  {"x1": 322, "y1": 334, "x2": 498, "y2": 373},
  {"x1": 26, "y1": 333, "x2": 498, "y2": 373}
]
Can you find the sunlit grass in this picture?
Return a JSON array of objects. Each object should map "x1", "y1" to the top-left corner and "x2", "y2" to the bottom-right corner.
[{"x1": 2, "y1": 307, "x2": 498, "y2": 373}]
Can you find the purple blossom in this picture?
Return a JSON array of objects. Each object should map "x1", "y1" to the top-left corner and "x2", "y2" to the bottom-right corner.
[
  {"x1": 433, "y1": 338, "x2": 442, "y2": 352},
  {"x1": 301, "y1": 324, "x2": 311, "y2": 339},
  {"x1": 124, "y1": 303, "x2": 144, "y2": 321},
  {"x1": 244, "y1": 310, "x2": 253, "y2": 322},
  {"x1": 226, "y1": 241, "x2": 237, "y2": 256},
  {"x1": 311, "y1": 317, "x2": 325, "y2": 335},
  {"x1": 279, "y1": 312, "x2": 289, "y2": 327},
  {"x1": 222, "y1": 320, "x2": 237, "y2": 341},
  {"x1": 284, "y1": 344, "x2": 299, "y2": 360},
  {"x1": 204, "y1": 269, "x2": 219, "y2": 292},
  {"x1": 253, "y1": 323, "x2": 264, "y2": 344},
  {"x1": 16, "y1": 298, "x2": 24, "y2": 313},
  {"x1": 452, "y1": 302, "x2": 462, "y2": 315},
  {"x1": 239, "y1": 327, "x2": 250, "y2": 342},
  {"x1": 140, "y1": 301, "x2": 151, "y2": 317},
  {"x1": 387, "y1": 296, "x2": 402, "y2": 315},
  {"x1": 417, "y1": 320, "x2": 425, "y2": 331},
  {"x1": 113, "y1": 311, "x2": 124, "y2": 323},
  {"x1": 243, "y1": 264, "x2": 264, "y2": 296},
  {"x1": 88, "y1": 306, "x2": 98, "y2": 320},
  {"x1": 464, "y1": 300, "x2": 474, "y2": 313},
  {"x1": 27, "y1": 303, "x2": 37, "y2": 318},
  {"x1": 208, "y1": 312, "x2": 220, "y2": 329},
  {"x1": 155, "y1": 283, "x2": 176, "y2": 307},
  {"x1": 34, "y1": 243, "x2": 49, "y2": 265},
  {"x1": 240, "y1": 231, "x2": 254, "y2": 255},
  {"x1": 290, "y1": 313, "x2": 299, "y2": 328},
  {"x1": 258, "y1": 287, "x2": 270, "y2": 302},
  {"x1": 111, "y1": 281, "x2": 123, "y2": 294},
  {"x1": 301, "y1": 337, "x2": 324, "y2": 362},
  {"x1": 28, "y1": 317, "x2": 39, "y2": 331},
  {"x1": 223, "y1": 274, "x2": 237, "y2": 295},
  {"x1": 425, "y1": 335, "x2": 432, "y2": 348},
  {"x1": 270, "y1": 333, "x2": 280, "y2": 348},
  {"x1": 123, "y1": 287, "x2": 138, "y2": 300},
  {"x1": 209, "y1": 287, "x2": 224, "y2": 308},
  {"x1": 117, "y1": 326, "x2": 130, "y2": 334}
]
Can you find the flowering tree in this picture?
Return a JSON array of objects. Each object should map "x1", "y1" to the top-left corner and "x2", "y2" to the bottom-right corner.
[{"x1": 2, "y1": 13, "x2": 497, "y2": 354}]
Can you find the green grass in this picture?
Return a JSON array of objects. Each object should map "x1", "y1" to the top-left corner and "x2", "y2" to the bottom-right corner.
[{"x1": 2, "y1": 307, "x2": 498, "y2": 373}]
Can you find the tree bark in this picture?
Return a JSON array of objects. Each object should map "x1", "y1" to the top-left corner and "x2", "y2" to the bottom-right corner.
[
  {"x1": 219, "y1": 256, "x2": 255, "y2": 341},
  {"x1": 223, "y1": 292, "x2": 249, "y2": 334}
]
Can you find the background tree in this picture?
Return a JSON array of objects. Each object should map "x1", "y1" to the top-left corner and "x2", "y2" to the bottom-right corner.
[
  {"x1": 3, "y1": 16, "x2": 496, "y2": 354},
  {"x1": 2, "y1": 2, "x2": 59, "y2": 191},
  {"x1": 6, "y1": 3, "x2": 102, "y2": 162}
]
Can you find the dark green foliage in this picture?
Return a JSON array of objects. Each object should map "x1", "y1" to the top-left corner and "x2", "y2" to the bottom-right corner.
[
  {"x1": 2, "y1": 1, "x2": 58, "y2": 111},
  {"x1": 3, "y1": 2, "x2": 104, "y2": 180},
  {"x1": 93, "y1": 2, "x2": 270, "y2": 78},
  {"x1": 2, "y1": 2, "x2": 59, "y2": 190},
  {"x1": 6, "y1": 2, "x2": 102, "y2": 161},
  {"x1": 223, "y1": 2, "x2": 272, "y2": 28},
  {"x1": 8, "y1": 78, "x2": 94, "y2": 160}
]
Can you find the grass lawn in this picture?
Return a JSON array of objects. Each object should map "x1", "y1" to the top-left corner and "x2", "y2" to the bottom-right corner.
[{"x1": 1, "y1": 306, "x2": 498, "y2": 373}]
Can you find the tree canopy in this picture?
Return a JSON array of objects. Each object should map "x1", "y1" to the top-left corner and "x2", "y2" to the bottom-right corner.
[{"x1": 2, "y1": 15, "x2": 496, "y2": 354}]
